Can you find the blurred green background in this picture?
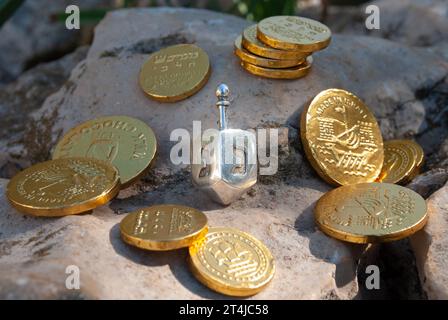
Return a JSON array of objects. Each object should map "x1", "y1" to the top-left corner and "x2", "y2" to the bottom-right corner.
[{"x1": 1, "y1": 0, "x2": 371, "y2": 28}]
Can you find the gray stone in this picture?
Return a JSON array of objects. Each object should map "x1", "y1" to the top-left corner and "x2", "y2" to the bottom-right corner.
[
  {"x1": 0, "y1": 0, "x2": 113, "y2": 84},
  {"x1": 0, "y1": 46, "x2": 88, "y2": 178},
  {"x1": 305, "y1": 0, "x2": 448, "y2": 48},
  {"x1": 0, "y1": 176, "x2": 360, "y2": 299},
  {"x1": 411, "y1": 182, "x2": 448, "y2": 299},
  {"x1": 407, "y1": 168, "x2": 448, "y2": 199},
  {"x1": 0, "y1": 7, "x2": 447, "y2": 299},
  {"x1": 7, "y1": 7, "x2": 447, "y2": 172}
]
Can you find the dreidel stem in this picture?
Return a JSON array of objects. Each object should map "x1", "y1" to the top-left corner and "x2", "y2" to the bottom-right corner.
[{"x1": 216, "y1": 84, "x2": 230, "y2": 131}]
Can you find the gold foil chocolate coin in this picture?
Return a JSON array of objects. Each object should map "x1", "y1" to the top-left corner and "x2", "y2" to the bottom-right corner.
[
  {"x1": 6, "y1": 158, "x2": 120, "y2": 217},
  {"x1": 241, "y1": 56, "x2": 312, "y2": 79},
  {"x1": 242, "y1": 24, "x2": 309, "y2": 60},
  {"x1": 235, "y1": 35, "x2": 304, "y2": 69},
  {"x1": 406, "y1": 140, "x2": 424, "y2": 170},
  {"x1": 379, "y1": 140, "x2": 418, "y2": 184},
  {"x1": 120, "y1": 205, "x2": 208, "y2": 251},
  {"x1": 139, "y1": 44, "x2": 211, "y2": 102},
  {"x1": 301, "y1": 89, "x2": 384, "y2": 186},
  {"x1": 189, "y1": 227, "x2": 275, "y2": 297},
  {"x1": 257, "y1": 16, "x2": 331, "y2": 52},
  {"x1": 53, "y1": 116, "x2": 157, "y2": 189},
  {"x1": 314, "y1": 182, "x2": 428, "y2": 243}
]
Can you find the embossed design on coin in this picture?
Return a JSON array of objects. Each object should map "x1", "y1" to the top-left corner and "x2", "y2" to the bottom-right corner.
[
  {"x1": 139, "y1": 44, "x2": 211, "y2": 102},
  {"x1": 7, "y1": 158, "x2": 120, "y2": 216},
  {"x1": 120, "y1": 205, "x2": 208, "y2": 251},
  {"x1": 379, "y1": 140, "x2": 417, "y2": 184},
  {"x1": 189, "y1": 227, "x2": 275, "y2": 296},
  {"x1": 257, "y1": 16, "x2": 331, "y2": 51},
  {"x1": 301, "y1": 89, "x2": 384, "y2": 185},
  {"x1": 242, "y1": 24, "x2": 309, "y2": 60},
  {"x1": 314, "y1": 183, "x2": 428, "y2": 243},
  {"x1": 53, "y1": 116, "x2": 157, "y2": 188}
]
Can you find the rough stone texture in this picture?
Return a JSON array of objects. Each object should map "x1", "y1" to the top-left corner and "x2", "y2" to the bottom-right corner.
[
  {"x1": 407, "y1": 168, "x2": 448, "y2": 199},
  {"x1": 0, "y1": 47, "x2": 88, "y2": 179},
  {"x1": 7, "y1": 8, "x2": 447, "y2": 171},
  {"x1": 0, "y1": 7, "x2": 447, "y2": 299},
  {"x1": 358, "y1": 240, "x2": 426, "y2": 300},
  {"x1": 304, "y1": 0, "x2": 448, "y2": 48},
  {"x1": 0, "y1": 176, "x2": 360, "y2": 299},
  {"x1": 411, "y1": 182, "x2": 448, "y2": 299},
  {"x1": 0, "y1": 0, "x2": 112, "y2": 84}
]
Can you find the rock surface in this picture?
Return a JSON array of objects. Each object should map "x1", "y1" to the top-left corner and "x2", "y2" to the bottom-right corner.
[
  {"x1": 306, "y1": 0, "x2": 448, "y2": 49},
  {"x1": 0, "y1": 7, "x2": 447, "y2": 299},
  {"x1": 0, "y1": 176, "x2": 360, "y2": 299},
  {"x1": 0, "y1": 0, "x2": 112, "y2": 84},
  {"x1": 411, "y1": 182, "x2": 448, "y2": 299},
  {"x1": 0, "y1": 47, "x2": 88, "y2": 178},
  {"x1": 5, "y1": 8, "x2": 447, "y2": 172}
]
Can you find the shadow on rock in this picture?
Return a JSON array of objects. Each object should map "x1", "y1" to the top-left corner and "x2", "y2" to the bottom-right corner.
[
  {"x1": 294, "y1": 201, "x2": 365, "y2": 291},
  {"x1": 108, "y1": 223, "x2": 233, "y2": 299}
]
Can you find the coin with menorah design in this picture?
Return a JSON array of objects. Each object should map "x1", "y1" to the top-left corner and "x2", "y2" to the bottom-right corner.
[
  {"x1": 6, "y1": 158, "x2": 120, "y2": 217},
  {"x1": 377, "y1": 140, "x2": 422, "y2": 184},
  {"x1": 189, "y1": 227, "x2": 275, "y2": 297},
  {"x1": 139, "y1": 44, "x2": 211, "y2": 102},
  {"x1": 53, "y1": 116, "x2": 157, "y2": 189},
  {"x1": 314, "y1": 183, "x2": 427, "y2": 244},
  {"x1": 300, "y1": 88, "x2": 384, "y2": 186},
  {"x1": 120, "y1": 205, "x2": 208, "y2": 251}
]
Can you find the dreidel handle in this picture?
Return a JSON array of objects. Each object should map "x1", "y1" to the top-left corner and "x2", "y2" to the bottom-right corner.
[{"x1": 216, "y1": 84, "x2": 230, "y2": 131}]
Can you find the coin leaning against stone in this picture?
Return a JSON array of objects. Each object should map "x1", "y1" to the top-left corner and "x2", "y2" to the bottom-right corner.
[
  {"x1": 314, "y1": 182, "x2": 428, "y2": 243},
  {"x1": 52, "y1": 115, "x2": 157, "y2": 189},
  {"x1": 189, "y1": 227, "x2": 275, "y2": 297},
  {"x1": 404, "y1": 139, "x2": 424, "y2": 174},
  {"x1": 139, "y1": 44, "x2": 211, "y2": 102},
  {"x1": 300, "y1": 88, "x2": 384, "y2": 186},
  {"x1": 6, "y1": 157, "x2": 120, "y2": 217},
  {"x1": 378, "y1": 140, "x2": 421, "y2": 184},
  {"x1": 120, "y1": 204, "x2": 208, "y2": 251}
]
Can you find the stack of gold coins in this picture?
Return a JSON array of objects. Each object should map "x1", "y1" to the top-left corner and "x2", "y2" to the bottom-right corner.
[
  {"x1": 6, "y1": 115, "x2": 158, "y2": 217},
  {"x1": 120, "y1": 205, "x2": 275, "y2": 297},
  {"x1": 300, "y1": 88, "x2": 428, "y2": 244},
  {"x1": 234, "y1": 16, "x2": 331, "y2": 79}
]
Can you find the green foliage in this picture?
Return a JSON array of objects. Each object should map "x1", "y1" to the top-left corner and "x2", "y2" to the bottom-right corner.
[
  {"x1": 1, "y1": 0, "x2": 372, "y2": 28},
  {"x1": 230, "y1": 0, "x2": 297, "y2": 21},
  {"x1": 54, "y1": 0, "x2": 299, "y2": 25},
  {"x1": 0, "y1": 0, "x2": 25, "y2": 27}
]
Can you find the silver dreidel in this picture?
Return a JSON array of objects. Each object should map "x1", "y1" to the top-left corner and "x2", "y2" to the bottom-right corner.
[{"x1": 192, "y1": 84, "x2": 257, "y2": 205}]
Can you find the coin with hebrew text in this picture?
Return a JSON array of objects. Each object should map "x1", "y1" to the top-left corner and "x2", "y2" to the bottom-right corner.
[{"x1": 120, "y1": 205, "x2": 208, "y2": 251}]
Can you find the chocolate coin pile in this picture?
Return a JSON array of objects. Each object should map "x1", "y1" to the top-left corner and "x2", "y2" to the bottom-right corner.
[{"x1": 234, "y1": 16, "x2": 331, "y2": 79}]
